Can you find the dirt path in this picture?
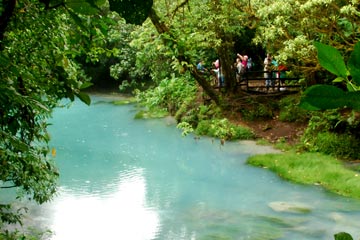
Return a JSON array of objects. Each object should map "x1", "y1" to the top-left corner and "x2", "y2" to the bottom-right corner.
[
  {"x1": 225, "y1": 110, "x2": 307, "y2": 145},
  {"x1": 243, "y1": 118, "x2": 306, "y2": 144}
]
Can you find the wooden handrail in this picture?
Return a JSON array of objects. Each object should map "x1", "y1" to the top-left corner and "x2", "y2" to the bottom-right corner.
[{"x1": 240, "y1": 70, "x2": 301, "y2": 93}]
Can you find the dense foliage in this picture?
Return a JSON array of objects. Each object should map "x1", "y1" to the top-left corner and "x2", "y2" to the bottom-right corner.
[
  {"x1": 0, "y1": 1, "x2": 91, "y2": 230},
  {"x1": 300, "y1": 41, "x2": 360, "y2": 110},
  {"x1": 0, "y1": 0, "x2": 151, "y2": 236},
  {"x1": 237, "y1": 0, "x2": 360, "y2": 82}
]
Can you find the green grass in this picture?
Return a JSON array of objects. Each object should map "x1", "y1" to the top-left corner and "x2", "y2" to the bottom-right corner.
[
  {"x1": 134, "y1": 109, "x2": 169, "y2": 119},
  {"x1": 247, "y1": 152, "x2": 360, "y2": 199},
  {"x1": 111, "y1": 97, "x2": 137, "y2": 105}
]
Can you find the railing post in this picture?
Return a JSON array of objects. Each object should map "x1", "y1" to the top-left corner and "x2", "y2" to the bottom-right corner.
[
  {"x1": 277, "y1": 71, "x2": 281, "y2": 91},
  {"x1": 246, "y1": 73, "x2": 249, "y2": 91}
]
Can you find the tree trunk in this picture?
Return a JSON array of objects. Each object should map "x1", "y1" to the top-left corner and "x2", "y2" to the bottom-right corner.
[
  {"x1": 218, "y1": 41, "x2": 236, "y2": 93},
  {"x1": 148, "y1": 8, "x2": 220, "y2": 105}
]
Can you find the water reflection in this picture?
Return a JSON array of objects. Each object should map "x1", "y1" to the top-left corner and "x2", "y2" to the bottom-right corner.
[{"x1": 51, "y1": 168, "x2": 159, "y2": 240}]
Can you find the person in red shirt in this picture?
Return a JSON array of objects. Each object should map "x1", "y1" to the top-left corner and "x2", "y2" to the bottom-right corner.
[{"x1": 237, "y1": 53, "x2": 248, "y2": 70}]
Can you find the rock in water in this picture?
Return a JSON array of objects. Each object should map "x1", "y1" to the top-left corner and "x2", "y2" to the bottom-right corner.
[{"x1": 269, "y1": 201, "x2": 312, "y2": 214}]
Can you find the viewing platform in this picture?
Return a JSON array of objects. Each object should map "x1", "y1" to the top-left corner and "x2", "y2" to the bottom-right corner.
[
  {"x1": 213, "y1": 70, "x2": 302, "y2": 94},
  {"x1": 239, "y1": 70, "x2": 301, "y2": 94}
]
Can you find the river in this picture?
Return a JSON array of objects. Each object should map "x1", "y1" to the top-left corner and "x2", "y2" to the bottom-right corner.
[{"x1": 18, "y1": 94, "x2": 360, "y2": 239}]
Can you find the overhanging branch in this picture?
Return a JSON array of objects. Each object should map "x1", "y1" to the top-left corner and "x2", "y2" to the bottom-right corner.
[{"x1": 148, "y1": 8, "x2": 220, "y2": 105}]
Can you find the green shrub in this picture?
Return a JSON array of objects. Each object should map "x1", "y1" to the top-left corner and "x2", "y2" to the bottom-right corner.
[
  {"x1": 175, "y1": 102, "x2": 222, "y2": 130},
  {"x1": 195, "y1": 118, "x2": 255, "y2": 140},
  {"x1": 177, "y1": 107, "x2": 199, "y2": 126},
  {"x1": 240, "y1": 102, "x2": 274, "y2": 120},
  {"x1": 310, "y1": 132, "x2": 360, "y2": 159},
  {"x1": 197, "y1": 104, "x2": 222, "y2": 121},
  {"x1": 135, "y1": 74, "x2": 197, "y2": 114},
  {"x1": 0, "y1": 228, "x2": 52, "y2": 240},
  {"x1": 278, "y1": 95, "x2": 310, "y2": 123},
  {"x1": 176, "y1": 122, "x2": 194, "y2": 136},
  {"x1": 334, "y1": 232, "x2": 353, "y2": 240},
  {"x1": 300, "y1": 110, "x2": 360, "y2": 159}
]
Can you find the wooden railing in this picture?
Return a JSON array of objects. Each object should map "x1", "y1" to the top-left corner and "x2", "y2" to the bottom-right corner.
[{"x1": 239, "y1": 70, "x2": 301, "y2": 93}]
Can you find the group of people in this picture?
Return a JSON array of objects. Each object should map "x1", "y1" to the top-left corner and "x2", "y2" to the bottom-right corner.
[
  {"x1": 209, "y1": 54, "x2": 254, "y2": 87},
  {"x1": 234, "y1": 53, "x2": 253, "y2": 83},
  {"x1": 196, "y1": 59, "x2": 224, "y2": 86},
  {"x1": 196, "y1": 53, "x2": 287, "y2": 89},
  {"x1": 264, "y1": 53, "x2": 288, "y2": 90},
  {"x1": 196, "y1": 54, "x2": 253, "y2": 87}
]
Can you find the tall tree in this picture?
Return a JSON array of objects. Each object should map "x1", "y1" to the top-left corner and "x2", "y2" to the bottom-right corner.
[
  {"x1": 109, "y1": 0, "x2": 255, "y2": 104},
  {"x1": 0, "y1": 1, "x2": 92, "y2": 229},
  {"x1": 0, "y1": 0, "x2": 153, "y2": 231}
]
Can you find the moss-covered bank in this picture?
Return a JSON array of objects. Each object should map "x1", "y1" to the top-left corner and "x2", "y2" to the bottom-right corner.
[{"x1": 247, "y1": 152, "x2": 360, "y2": 199}]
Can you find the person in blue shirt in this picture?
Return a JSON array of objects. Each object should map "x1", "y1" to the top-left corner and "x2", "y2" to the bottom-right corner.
[{"x1": 197, "y1": 60, "x2": 206, "y2": 73}]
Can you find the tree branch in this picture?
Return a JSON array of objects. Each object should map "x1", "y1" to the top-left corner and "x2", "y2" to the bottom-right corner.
[
  {"x1": 171, "y1": 0, "x2": 189, "y2": 19},
  {"x1": 1, "y1": 185, "x2": 17, "y2": 189},
  {"x1": 148, "y1": 7, "x2": 220, "y2": 104}
]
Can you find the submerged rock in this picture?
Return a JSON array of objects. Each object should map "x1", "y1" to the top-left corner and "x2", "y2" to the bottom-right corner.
[
  {"x1": 269, "y1": 201, "x2": 313, "y2": 214},
  {"x1": 163, "y1": 116, "x2": 177, "y2": 125}
]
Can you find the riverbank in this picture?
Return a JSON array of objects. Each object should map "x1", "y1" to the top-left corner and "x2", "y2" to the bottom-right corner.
[
  {"x1": 238, "y1": 117, "x2": 360, "y2": 200},
  {"x1": 247, "y1": 151, "x2": 360, "y2": 200}
]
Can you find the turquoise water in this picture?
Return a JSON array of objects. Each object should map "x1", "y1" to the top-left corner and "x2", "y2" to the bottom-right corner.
[{"x1": 26, "y1": 95, "x2": 360, "y2": 239}]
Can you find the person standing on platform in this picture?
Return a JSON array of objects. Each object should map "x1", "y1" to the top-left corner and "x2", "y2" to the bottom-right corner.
[{"x1": 264, "y1": 53, "x2": 272, "y2": 91}]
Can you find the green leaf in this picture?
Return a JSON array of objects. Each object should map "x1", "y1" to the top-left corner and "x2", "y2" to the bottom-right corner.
[
  {"x1": 300, "y1": 85, "x2": 360, "y2": 110},
  {"x1": 332, "y1": 77, "x2": 344, "y2": 83},
  {"x1": 348, "y1": 41, "x2": 360, "y2": 85},
  {"x1": 67, "y1": 9, "x2": 88, "y2": 33},
  {"x1": 76, "y1": 92, "x2": 91, "y2": 105},
  {"x1": 300, "y1": 85, "x2": 345, "y2": 110},
  {"x1": 314, "y1": 42, "x2": 347, "y2": 79},
  {"x1": 334, "y1": 232, "x2": 353, "y2": 240},
  {"x1": 346, "y1": 82, "x2": 357, "y2": 92},
  {"x1": 48, "y1": 0, "x2": 63, "y2": 8},
  {"x1": 65, "y1": 0, "x2": 99, "y2": 15},
  {"x1": 80, "y1": 82, "x2": 93, "y2": 89},
  {"x1": 108, "y1": 0, "x2": 153, "y2": 25},
  {"x1": 98, "y1": 22, "x2": 109, "y2": 36},
  {"x1": 298, "y1": 100, "x2": 321, "y2": 111},
  {"x1": 346, "y1": 91, "x2": 360, "y2": 110},
  {"x1": 0, "y1": 53, "x2": 10, "y2": 66}
]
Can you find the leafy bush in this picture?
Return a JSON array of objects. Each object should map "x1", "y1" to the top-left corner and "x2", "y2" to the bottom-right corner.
[
  {"x1": 278, "y1": 95, "x2": 310, "y2": 123},
  {"x1": 300, "y1": 42, "x2": 360, "y2": 111},
  {"x1": 334, "y1": 232, "x2": 353, "y2": 240},
  {"x1": 176, "y1": 122, "x2": 194, "y2": 136},
  {"x1": 197, "y1": 104, "x2": 222, "y2": 121},
  {"x1": 300, "y1": 110, "x2": 360, "y2": 159},
  {"x1": 174, "y1": 99, "x2": 200, "y2": 125},
  {"x1": 240, "y1": 102, "x2": 274, "y2": 120},
  {"x1": 135, "y1": 73, "x2": 197, "y2": 115},
  {"x1": 176, "y1": 103, "x2": 225, "y2": 137},
  {"x1": 0, "y1": 228, "x2": 52, "y2": 240},
  {"x1": 195, "y1": 118, "x2": 255, "y2": 140},
  {"x1": 307, "y1": 132, "x2": 360, "y2": 160}
]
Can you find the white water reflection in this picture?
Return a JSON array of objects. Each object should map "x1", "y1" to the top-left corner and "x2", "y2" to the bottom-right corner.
[{"x1": 50, "y1": 168, "x2": 159, "y2": 240}]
